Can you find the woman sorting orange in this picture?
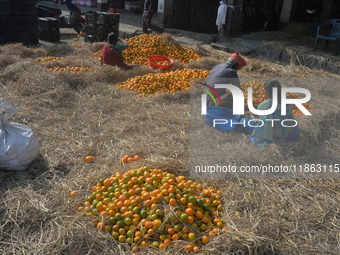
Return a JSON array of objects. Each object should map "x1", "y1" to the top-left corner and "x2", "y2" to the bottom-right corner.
[{"x1": 101, "y1": 32, "x2": 137, "y2": 70}]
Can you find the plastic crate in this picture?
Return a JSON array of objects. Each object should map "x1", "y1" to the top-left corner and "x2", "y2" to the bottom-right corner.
[
  {"x1": 13, "y1": 30, "x2": 39, "y2": 45},
  {"x1": 84, "y1": 34, "x2": 97, "y2": 43},
  {"x1": 0, "y1": 15, "x2": 12, "y2": 31},
  {"x1": 10, "y1": 0, "x2": 24, "y2": 15},
  {"x1": 38, "y1": 17, "x2": 59, "y2": 31},
  {"x1": 12, "y1": 16, "x2": 25, "y2": 30},
  {"x1": 107, "y1": 24, "x2": 119, "y2": 35},
  {"x1": 0, "y1": 0, "x2": 11, "y2": 15},
  {"x1": 85, "y1": 11, "x2": 98, "y2": 25},
  {"x1": 85, "y1": 11, "x2": 112, "y2": 26},
  {"x1": 38, "y1": 28, "x2": 60, "y2": 42},
  {"x1": 84, "y1": 24, "x2": 95, "y2": 35},
  {"x1": 96, "y1": 25, "x2": 107, "y2": 39},
  {"x1": 107, "y1": 13, "x2": 119, "y2": 34},
  {"x1": 0, "y1": 31, "x2": 14, "y2": 44},
  {"x1": 24, "y1": 1, "x2": 37, "y2": 15},
  {"x1": 25, "y1": 16, "x2": 39, "y2": 31},
  {"x1": 12, "y1": 16, "x2": 38, "y2": 31},
  {"x1": 107, "y1": 13, "x2": 119, "y2": 26},
  {"x1": 96, "y1": 12, "x2": 108, "y2": 25}
]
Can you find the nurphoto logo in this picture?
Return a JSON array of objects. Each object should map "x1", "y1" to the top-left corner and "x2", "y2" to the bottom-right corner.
[{"x1": 200, "y1": 83, "x2": 312, "y2": 128}]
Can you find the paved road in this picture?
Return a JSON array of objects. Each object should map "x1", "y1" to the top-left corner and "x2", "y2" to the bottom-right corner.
[
  {"x1": 38, "y1": 8, "x2": 215, "y2": 47},
  {"x1": 36, "y1": 6, "x2": 340, "y2": 75}
]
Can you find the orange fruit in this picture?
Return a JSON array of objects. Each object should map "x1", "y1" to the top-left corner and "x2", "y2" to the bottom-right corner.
[
  {"x1": 164, "y1": 238, "x2": 171, "y2": 245},
  {"x1": 195, "y1": 211, "x2": 203, "y2": 219},
  {"x1": 132, "y1": 247, "x2": 140, "y2": 254},
  {"x1": 144, "y1": 199, "x2": 152, "y2": 206},
  {"x1": 169, "y1": 198, "x2": 177, "y2": 206},
  {"x1": 97, "y1": 222, "x2": 105, "y2": 230},
  {"x1": 203, "y1": 189, "x2": 211, "y2": 197},
  {"x1": 188, "y1": 233, "x2": 196, "y2": 241},
  {"x1": 85, "y1": 156, "x2": 94, "y2": 162},
  {"x1": 172, "y1": 233, "x2": 180, "y2": 240},
  {"x1": 142, "y1": 192, "x2": 151, "y2": 201},
  {"x1": 133, "y1": 155, "x2": 141, "y2": 161},
  {"x1": 180, "y1": 197, "x2": 187, "y2": 204},
  {"x1": 187, "y1": 216, "x2": 194, "y2": 224},
  {"x1": 145, "y1": 221, "x2": 153, "y2": 229},
  {"x1": 70, "y1": 191, "x2": 77, "y2": 197},
  {"x1": 153, "y1": 219, "x2": 162, "y2": 228},
  {"x1": 185, "y1": 208, "x2": 195, "y2": 216},
  {"x1": 201, "y1": 235, "x2": 209, "y2": 244},
  {"x1": 185, "y1": 245, "x2": 193, "y2": 252},
  {"x1": 167, "y1": 228, "x2": 175, "y2": 235},
  {"x1": 180, "y1": 213, "x2": 189, "y2": 222}
]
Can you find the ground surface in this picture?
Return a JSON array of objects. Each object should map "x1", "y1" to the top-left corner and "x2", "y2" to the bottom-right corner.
[{"x1": 1, "y1": 21, "x2": 340, "y2": 255}]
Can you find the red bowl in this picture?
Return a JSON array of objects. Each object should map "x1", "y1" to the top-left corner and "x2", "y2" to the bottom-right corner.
[{"x1": 148, "y1": 55, "x2": 173, "y2": 70}]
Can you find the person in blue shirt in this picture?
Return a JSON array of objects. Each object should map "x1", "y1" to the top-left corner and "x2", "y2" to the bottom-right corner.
[
  {"x1": 240, "y1": 79, "x2": 299, "y2": 147},
  {"x1": 143, "y1": 0, "x2": 165, "y2": 34}
]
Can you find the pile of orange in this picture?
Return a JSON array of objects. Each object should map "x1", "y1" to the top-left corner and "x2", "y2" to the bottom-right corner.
[
  {"x1": 49, "y1": 66, "x2": 94, "y2": 73},
  {"x1": 36, "y1": 55, "x2": 65, "y2": 63},
  {"x1": 79, "y1": 166, "x2": 226, "y2": 253},
  {"x1": 120, "y1": 154, "x2": 141, "y2": 164},
  {"x1": 92, "y1": 34, "x2": 201, "y2": 66},
  {"x1": 153, "y1": 60, "x2": 170, "y2": 66},
  {"x1": 239, "y1": 80, "x2": 312, "y2": 116},
  {"x1": 116, "y1": 68, "x2": 210, "y2": 97}
]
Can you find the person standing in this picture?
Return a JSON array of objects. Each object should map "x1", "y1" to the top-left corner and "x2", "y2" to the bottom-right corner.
[{"x1": 143, "y1": 0, "x2": 165, "y2": 34}]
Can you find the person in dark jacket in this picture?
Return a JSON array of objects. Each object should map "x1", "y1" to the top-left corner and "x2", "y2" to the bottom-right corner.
[
  {"x1": 204, "y1": 51, "x2": 247, "y2": 108},
  {"x1": 65, "y1": 0, "x2": 81, "y2": 24},
  {"x1": 143, "y1": 0, "x2": 165, "y2": 34},
  {"x1": 101, "y1": 32, "x2": 133, "y2": 70}
]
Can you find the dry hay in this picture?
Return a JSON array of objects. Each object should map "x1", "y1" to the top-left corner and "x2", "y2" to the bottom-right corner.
[
  {"x1": 280, "y1": 22, "x2": 319, "y2": 39},
  {"x1": 161, "y1": 33, "x2": 184, "y2": 50},
  {"x1": 0, "y1": 41, "x2": 340, "y2": 255}
]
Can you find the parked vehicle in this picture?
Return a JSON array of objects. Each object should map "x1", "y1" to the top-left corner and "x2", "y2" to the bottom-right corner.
[{"x1": 36, "y1": 0, "x2": 85, "y2": 33}]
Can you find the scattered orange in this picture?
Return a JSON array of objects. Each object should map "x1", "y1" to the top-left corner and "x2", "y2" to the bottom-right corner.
[{"x1": 85, "y1": 156, "x2": 94, "y2": 162}]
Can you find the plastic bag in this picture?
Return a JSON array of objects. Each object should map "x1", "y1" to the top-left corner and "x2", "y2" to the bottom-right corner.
[{"x1": 0, "y1": 99, "x2": 39, "y2": 171}]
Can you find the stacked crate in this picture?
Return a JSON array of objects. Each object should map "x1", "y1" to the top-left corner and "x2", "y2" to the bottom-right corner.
[
  {"x1": 84, "y1": 11, "x2": 119, "y2": 43},
  {"x1": 0, "y1": 0, "x2": 38, "y2": 45},
  {"x1": 38, "y1": 17, "x2": 60, "y2": 42}
]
